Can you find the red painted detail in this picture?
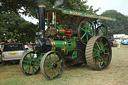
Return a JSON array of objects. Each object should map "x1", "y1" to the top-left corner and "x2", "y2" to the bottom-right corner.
[
  {"x1": 1, "y1": 56, "x2": 4, "y2": 58},
  {"x1": 4, "y1": 60, "x2": 7, "y2": 61},
  {"x1": 64, "y1": 29, "x2": 71, "y2": 39},
  {"x1": 59, "y1": 30, "x2": 65, "y2": 33},
  {"x1": 65, "y1": 34, "x2": 72, "y2": 39},
  {"x1": 59, "y1": 29, "x2": 72, "y2": 39},
  {"x1": 65, "y1": 29, "x2": 71, "y2": 33}
]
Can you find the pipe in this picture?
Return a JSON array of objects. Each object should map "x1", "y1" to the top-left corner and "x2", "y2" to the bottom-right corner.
[{"x1": 37, "y1": 0, "x2": 46, "y2": 38}]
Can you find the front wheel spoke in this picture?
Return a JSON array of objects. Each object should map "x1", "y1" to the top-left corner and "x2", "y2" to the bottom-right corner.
[
  {"x1": 32, "y1": 66, "x2": 38, "y2": 71},
  {"x1": 23, "y1": 60, "x2": 31, "y2": 64},
  {"x1": 45, "y1": 67, "x2": 53, "y2": 72},
  {"x1": 33, "y1": 61, "x2": 40, "y2": 66},
  {"x1": 49, "y1": 55, "x2": 52, "y2": 61},
  {"x1": 44, "y1": 63, "x2": 50, "y2": 66},
  {"x1": 55, "y1": 67, "x2": 60, "y2": 73},
  {"x1": 54, "y1": 53, "x2": 56, "y2": 62},
  {"x1": 30, "y1": 54, "x2": 34, "y2": 60},
  {"x1": 28, "y1": 66, "x2": 31, "y2": 73},
  {"x1": 50, "y1": 68, "x2": 54, "y2": 77},
  {"x1": 54, "y1": 56, "x2": 58, "y2": 63},
  {"x1": 25, "y1": 56, "x2": 29, "y2": 60},
  {"x1": 46, "y1": 57, "x2": 53, "y2": 63},
  {"x1": 47, "y1": 55, "x2": 52, "y2": 62},
  {"x1": 52, "y1": 69, "x2": 56, "y2": 77},
  {"x1": 32, "y1": 66, "x2": 35, "y2": 74},
  {"x1": 24, "y1": 65, "x2": 31, "y2": 73},
  {"x1": 23, "y1": 63, "x2": 30, "y2": 66},
  {"x1": 56, "y1": 66, "x2": 62, "y2": 75},
  {"x1": 55, "y1": 59, "x2": 61, "y2": 63}
]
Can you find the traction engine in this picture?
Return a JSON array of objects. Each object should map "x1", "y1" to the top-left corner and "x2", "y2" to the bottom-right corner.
[{"x1": 19, "y1": 0, "x2": 115, "y2": 80}]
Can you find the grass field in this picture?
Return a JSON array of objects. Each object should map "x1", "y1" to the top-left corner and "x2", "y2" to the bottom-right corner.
[{"x1": 0, "y1": 45, "x2": 128, "y2": 85}]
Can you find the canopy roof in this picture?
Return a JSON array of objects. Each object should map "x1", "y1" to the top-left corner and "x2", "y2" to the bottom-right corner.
[{"x1": 45, "y1": 8, "x2": 116, "y2": 22}]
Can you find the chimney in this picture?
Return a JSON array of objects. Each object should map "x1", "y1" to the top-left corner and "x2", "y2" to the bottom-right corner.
[{"x1": 37, "y1": 0, "x2": 46, "y2": 39}]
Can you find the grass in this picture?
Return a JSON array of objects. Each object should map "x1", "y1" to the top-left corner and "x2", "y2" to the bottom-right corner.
[
  {"x1": 0, "y1": 45, "x2": 128, "y2": 85},
  {"x1": 0, "y1": 64, "x2": 91, "y2": 85}
]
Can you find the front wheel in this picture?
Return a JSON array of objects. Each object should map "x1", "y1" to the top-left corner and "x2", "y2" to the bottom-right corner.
[
  {"x1": 20, "y1": 51, "x2": 40, "y2": 75},
  {"x1": 40, "y1": 51, "x2": 64, "y2": 80}
]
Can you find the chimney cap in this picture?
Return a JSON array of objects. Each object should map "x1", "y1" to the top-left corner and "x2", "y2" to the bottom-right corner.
[{"x1": 37, "y1": 0, "x2": 46, "y2": 5}]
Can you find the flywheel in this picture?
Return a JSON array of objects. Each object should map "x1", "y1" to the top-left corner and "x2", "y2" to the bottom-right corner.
[{"x1": 77, "y1": 19, "x2": 95, "y2": 45}]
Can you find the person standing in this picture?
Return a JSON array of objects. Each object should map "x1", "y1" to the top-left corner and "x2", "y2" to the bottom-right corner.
[{"x1": 117, "y1": 38, "x2": 121, "y2": 49}]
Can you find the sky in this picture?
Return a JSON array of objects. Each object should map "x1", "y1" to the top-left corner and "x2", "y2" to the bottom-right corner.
[
  {"x1": 87, "y1": 0, "x2": 128, "y2": 15},
  {"x1": 23, "y1": 0, "x2": 128, "y2": 24}
]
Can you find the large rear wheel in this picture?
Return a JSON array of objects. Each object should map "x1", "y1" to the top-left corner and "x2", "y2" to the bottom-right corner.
[{"x1": 85, "y1": 36, "x2": 112, "y2": 70}]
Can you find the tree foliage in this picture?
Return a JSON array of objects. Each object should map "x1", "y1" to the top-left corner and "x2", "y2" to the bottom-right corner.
[
  {"x1": 0, "y1": 11, "x2": 37, "y2": 43},
  {"x1": 46, "y1": 0, "x2": 99, "y2": 14},
  {"x1": 0, "y1": 0, "x2": 37, "y2": 17},
  {"x1": 101, "y1": 10, "x2": 128, "y2": 35}
]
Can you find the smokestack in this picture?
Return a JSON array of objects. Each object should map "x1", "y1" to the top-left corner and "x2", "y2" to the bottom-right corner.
[{"x1": 37, "y1": 0, "x2": 46, "y2": 38}]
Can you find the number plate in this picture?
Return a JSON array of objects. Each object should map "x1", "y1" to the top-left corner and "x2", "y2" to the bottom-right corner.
[{"x1": 10, "y1": 53, "x2": 18, "y2": 56}]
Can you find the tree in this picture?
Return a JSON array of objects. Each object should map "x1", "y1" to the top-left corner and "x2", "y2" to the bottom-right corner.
[
  {"x1": 0, "y1": 11, "x2": 37, "y2": 43},
  {"x1": 0, "y1": 0, "x2": 37, "y2": 17},
  {"x1": 100, "y1": 10, "x2": 128, "y2": 35}
]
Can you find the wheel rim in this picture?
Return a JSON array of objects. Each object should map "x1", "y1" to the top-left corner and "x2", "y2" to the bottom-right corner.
[
  {"x1": 86, "y1": 36, "x2": 112, "y2": 70},
  {"x1": 20, "y1": 51, "x2": 40, "y2": 75},
  {"x1": 78, "y1": 19, "x2": 95, "y2": 45},
  {"x1": 40, "y1": 51, "x2": 64, "y2": 80}
]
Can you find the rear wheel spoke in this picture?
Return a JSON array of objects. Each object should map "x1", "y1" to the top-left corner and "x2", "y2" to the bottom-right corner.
[
  {"x1": 78, "y1": 19, "x2": 95, "y2": 44},
  {"x1": 86, "y1": 36, "x2": 112, "y2": 70}
]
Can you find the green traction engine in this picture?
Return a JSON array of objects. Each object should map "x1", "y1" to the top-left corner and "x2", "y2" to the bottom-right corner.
[{"x1": 20, "y1": 0, "x2": 116, "y2": 80}]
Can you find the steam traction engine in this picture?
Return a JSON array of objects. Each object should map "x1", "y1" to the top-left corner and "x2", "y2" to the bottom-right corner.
[{"x1": 20, "y1": 0, "x2": 116, "y2": 80}]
